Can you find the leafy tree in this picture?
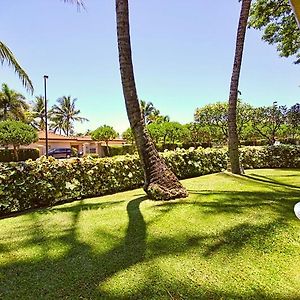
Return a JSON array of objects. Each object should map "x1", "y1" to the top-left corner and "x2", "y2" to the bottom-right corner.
[
  {"x1": 287, "y1": 103, "x2": 300, "y2": 138},
  {"x1": 228, "y1": 0, "x2": 252, "y2": 174},
  {"x1": 250, "y1": 102, "x2": 287, "y2": 144},
  {"x1": 185, "y1": 122, "x2": 212, "y2": 145},
  {"x1": 0, "y1": 120, "x2": 38, "y2": 160},
  {"x1": 148, "y1": 122, "x2": 188, "y2": 147},
  {"x1": 116, "y1": 0, "x2": 187, "y2": 199},
  {"x1": 249, "y1": 0, "x2": 300, "y2": 63},
  {"x1": 50, "y1": 96, "x2": 88, "y2": 136},
  {"x1": 0, "y1": 83, "x2": 29, "y2": 121},
  {"x1": 122, "y1": 127, "x2": 134, "y2": 144},
  {"x1": 92, "y1": 125, "x2": 118, "y2": 155},
  {"x1": 194, "y1": 101, "x2": 254, "y2": 144},
  {"x1": 0, "y1": 42, "x2": 33, "y2": 93}
]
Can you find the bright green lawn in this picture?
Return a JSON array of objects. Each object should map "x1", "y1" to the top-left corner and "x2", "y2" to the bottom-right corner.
[{"x1": 0, "y1": 169, "x2": 300, "y2": 299}]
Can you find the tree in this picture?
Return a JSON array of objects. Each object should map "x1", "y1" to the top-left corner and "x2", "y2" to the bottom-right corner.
[
  {"x1": 194, "y1": 102, "x2": 229, "y2": 142},
  {"x1": 250, "y1": 102, "x2": 287, "y2": 144},
  {"x1": 0, "y1": 41, "x2": 33, "y2": 93},
  {"x1": 286, "y1": 103, "x2": 300, "y2": 138},
  {"x1": 0, "y1": 120, "x2": 38, "y2": 160},
  {"x1": 249, "y1": 0, "x2": 300, "y2": 63},
  {"x1": 140, "y1": 100, "x2": 159, "y2": 125},
  {"x1": 122, "y1": 127, "x2": 134, "y2": 144},
  {"x1": 228, "y1": 0, "x2": 252, "y2": 174},
  {"x1": 116, "y1": 0, "x2": 187, "y2": 200},
  {"x1": 0, "y1": 83, "x2": 29, "y2": 121},
  {"x1": 30, "y1": 96, "x2": 46, "y2": 130},
  {"x1": 185, "y1": 122, "x2": 212, "y2": 146},
  {"x1": 91, "y1": 125, "x2": 118, "y2": 155},
  {"x1": 50, "y1": 96, "x2": 88, "y2": 136}
]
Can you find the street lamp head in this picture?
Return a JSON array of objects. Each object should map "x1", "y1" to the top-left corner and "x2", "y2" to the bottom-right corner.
[{"x1": 44, "y1": 75, "x2": 49, "y2": 79}]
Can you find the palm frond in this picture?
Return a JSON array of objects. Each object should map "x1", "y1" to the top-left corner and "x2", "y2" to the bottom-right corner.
[
  {"x1": 61, "y1": 0, "x2": 86, "y2": 10},
  {"x1": 0, "y1": 42, "x2": 34, "y2": 94}
]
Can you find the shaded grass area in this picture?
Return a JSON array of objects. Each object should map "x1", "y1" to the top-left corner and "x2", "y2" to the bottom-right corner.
[{"x1": 0, "y1": 169, "x2": 300, "y2": 299}]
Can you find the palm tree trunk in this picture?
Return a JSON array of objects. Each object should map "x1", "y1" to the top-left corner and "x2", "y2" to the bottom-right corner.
[
  {"x1": 115, "y1": 0, "x2": 188, "y2": 200},
  {"x1": 290, "y1": 0, "x2": 300, "y2": 29},
  {"x1": 228, "y1": 0, "x2": 251, "y2": 174}
]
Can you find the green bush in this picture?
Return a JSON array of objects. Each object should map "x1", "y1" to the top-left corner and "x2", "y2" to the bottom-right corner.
[
  {"x1": 104, "y1": 145, "x2": 136, "y2": 157},
  {"x1": 0, "y1": 145, "x2": 299, "y2": 215},
  {"x1": 0, "y1": 148, "x2": 39, "y2": 162}
]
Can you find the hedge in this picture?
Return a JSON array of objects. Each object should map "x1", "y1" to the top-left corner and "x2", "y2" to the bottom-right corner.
[
  {"x1": 0, "y1": 145, "x2": 299, "y2": 215},
  {"x1": 0, "y1": 148, "x2": 39, "y2": 162}
]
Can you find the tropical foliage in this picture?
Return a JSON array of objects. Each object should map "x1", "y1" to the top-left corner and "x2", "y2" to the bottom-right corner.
[
  {"x1": 0, "y1": 120, "x2": 38, "y2": 160},
  {"x1": 0, "y1": 83, "x2": 29, "y2": 121},
  {"x1": 50, "y1": 96, "x2": 88, "y2": 136},
  {"x1": 1, "y1": 145, "x2": 299, "y2": 214},
  {"x1": 249, "y1": 0, "x2": 300, "y2": 63},
  {"x1": 0, "y1": 42, "x2": 33, "y2": 93},
  {"x1": 92, "y1": 125, "x2": 118, "y2": 155}
]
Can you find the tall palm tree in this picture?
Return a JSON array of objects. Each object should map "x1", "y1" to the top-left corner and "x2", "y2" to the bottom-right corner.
[
  {"x1": 116, "y1": 0, "x2": 188, "y2": 200},
  {"x1": 50, "y1": 96, "x2": 88, "y2": 136},
  {"x1": 228, "y1": 0, "x2": 252, "y2": 174},
  {"x1": 0, "y1": 83, "x2": 29, "y2": 121},
  {"x1": 0, "y1": 42, "x2": 33, "y2": 94},
  {"x1": 31, "y1": 96, "x2": 46, "y2": 130}
]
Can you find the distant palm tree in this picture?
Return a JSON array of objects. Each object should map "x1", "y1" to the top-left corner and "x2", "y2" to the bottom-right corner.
[
  {"x1": 0, "y1": 42, "x2": 33, "y2": 94},
  {"x1": 50, "y1": 96, "x2": 88, "y2": 136},
  {"x1": 228, "y1": 0, "x2": 251, "y2": 174},
  {"x1": 0, "y1": 83, "x2": 29, "y2": 121},
  {"x1": 31, "y1": 96, "x2": 46, "y2": 130},
  {"x1": 140, "y1": 100, "x2": 160, "y2": 125}
]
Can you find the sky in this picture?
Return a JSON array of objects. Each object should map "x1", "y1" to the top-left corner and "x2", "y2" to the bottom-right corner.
[{"x1": 1, "y1": 0, "x2": 299, "y2": 135}]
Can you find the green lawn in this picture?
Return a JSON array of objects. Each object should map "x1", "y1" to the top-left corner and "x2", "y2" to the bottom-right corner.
[{"x1": 0, "y1": 169, "x2": 300, "y2": 299}]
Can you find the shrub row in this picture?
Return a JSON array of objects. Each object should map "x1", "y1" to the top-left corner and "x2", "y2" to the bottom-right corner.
[
  {"x1": 0, "y1": 145, "x2": 299, "y2": 215},
  {"x1": 0, "y1": 148, "x2": 39, "y2": 162}
]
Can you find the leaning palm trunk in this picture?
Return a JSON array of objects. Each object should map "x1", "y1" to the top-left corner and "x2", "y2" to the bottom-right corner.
[
  {"x1": 115, "y1": 0, "x2": 188, "y2": 200},
  {"x1": 228, "y1": 0, "x2": 251, "y2": 174},
  {"x1": 289, "y1": 0, "x2": 300, "y2": 29}
]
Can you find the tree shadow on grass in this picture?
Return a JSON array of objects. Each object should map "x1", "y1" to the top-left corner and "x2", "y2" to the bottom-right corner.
[
  {"x1": 0, "y1": 184, "x2": 299, "y2": 299},
  {"x1": 244, "y1": 173, "x2": 300, "y2": 190}
]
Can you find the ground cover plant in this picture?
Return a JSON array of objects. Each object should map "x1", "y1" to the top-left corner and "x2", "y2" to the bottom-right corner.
[{"x1": 0, "y1": 168, "x2": 299, "y2": 299}]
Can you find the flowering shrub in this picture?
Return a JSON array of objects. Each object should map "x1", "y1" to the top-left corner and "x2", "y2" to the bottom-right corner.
[{"x1": 0, "y1": 145, "x2": 299, "y2": 214}]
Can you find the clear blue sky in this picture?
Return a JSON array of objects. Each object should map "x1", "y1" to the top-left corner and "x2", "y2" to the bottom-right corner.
[{"x1": 1, "y1": 0, "x2": 299, "y2": 134}]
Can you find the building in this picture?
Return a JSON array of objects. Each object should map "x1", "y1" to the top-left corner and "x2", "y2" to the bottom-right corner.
[{"x1": 29, "y1": 131, "x2": 125, "y2": 157}]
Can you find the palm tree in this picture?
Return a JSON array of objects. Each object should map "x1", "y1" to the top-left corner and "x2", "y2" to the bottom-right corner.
[
  {"x1": 116, "y1": 0, "x2": 188, "y2": 200},
  {"x1": 228, "y1": 0, "x2": 252, "y2": 174},
  {"x1": 50, "y1": 96, "x2": 88, "y2": 136},
  {"x1": 0, "y1": 83, "x2": 29, "y2": 121},
  {"x1": 140, "y1": 100, "x2": 160, "y2": 125},
  {"x1": 0, "y1": 42, "x2": 33, "y2": 94},
  {"x1": 30, "y1": 96, "x2": 46, "y2": 130},
  {"x1": 290, "y1": 0, "x2": 300, "y2": 28}
]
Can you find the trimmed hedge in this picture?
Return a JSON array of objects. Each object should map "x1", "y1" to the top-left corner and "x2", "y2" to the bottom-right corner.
[
  {"x1": 0, "y1": 145, "x2": 299, "y2": 215},
  {"x1": 0, "y1": 148, "x2": 39, "y2": 162}
]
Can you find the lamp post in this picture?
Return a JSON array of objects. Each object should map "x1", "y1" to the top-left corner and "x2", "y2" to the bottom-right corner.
[{"x1": 44, "y1": 75, "x2": 49, "y2": 158}]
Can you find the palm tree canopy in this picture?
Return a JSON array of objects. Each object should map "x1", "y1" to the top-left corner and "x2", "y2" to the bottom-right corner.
[
  {"x1": 30, "y1": 96, "x2": 46, "y2": 130},
  {"x1": 0, "y1": 42, "x2": 33, "y2": 94},
  {"x1": 50, "y1": 96, "x2": 88, "y2": 136},
  {"x1": 0, "y1": 83, "x2": 29, "y2": 121}
]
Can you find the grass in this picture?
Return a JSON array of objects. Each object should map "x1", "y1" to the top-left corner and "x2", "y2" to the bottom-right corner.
[{"x1": 0, "y1": 169, "x2": 300, "y2": 299}]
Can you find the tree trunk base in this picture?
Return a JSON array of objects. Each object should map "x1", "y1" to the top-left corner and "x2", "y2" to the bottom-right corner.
[{"x1": 144, "y1": 169, "x2": 188, "y2": 201}]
